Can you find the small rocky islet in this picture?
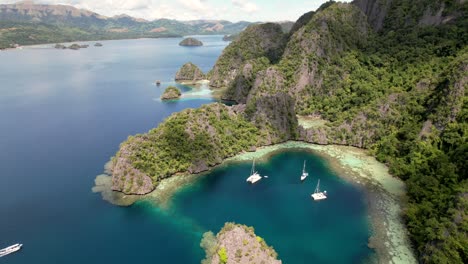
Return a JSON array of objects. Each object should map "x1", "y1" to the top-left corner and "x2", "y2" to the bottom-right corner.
[
  {"x1": 201, "y1": 223, "x2": 281, "y2": 264},
  {"x1": 160, "y1": 86, "x2": 182, "y2": 100},
  {"x1": 179, "y1": 37, "x2": 203, "y2": 46},
  {"x1": 174, "y1": 62, "x2": 206, "y2": 83}
]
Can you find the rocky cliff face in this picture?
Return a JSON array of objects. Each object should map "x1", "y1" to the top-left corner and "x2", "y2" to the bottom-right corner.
[
  {"x1": 352, "y1": 0, "x2": 393, "y2": 31},
  {"x1": 175, "y1": 62, "x2": 205, "y2": 82},
  {"x1": 201, "y1": 223, "x2": 281, "y2": 264},
  {"x1": 110, "y1": 103, "x2": 260, "y2": 194},
  {"x1": 209, "y1": 23, "x2": 286, "y2": 89},
  {"x1": 353, "y1": 0, "x2": 466, "y2": 31}
]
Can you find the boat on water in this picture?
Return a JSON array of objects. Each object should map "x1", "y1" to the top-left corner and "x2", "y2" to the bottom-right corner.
[
  {"x1": 300, "y1": 160, "x2": 309, "y2": 181},
  {"x1": 0, "y1": 243, "x2": 22, "y2": 257},
  {"x1": 311, "y1": 179, "x2": 327, "y2": 201},
  {"x1": 246, "y1": 159, "x2": 262, "y2": 184}
]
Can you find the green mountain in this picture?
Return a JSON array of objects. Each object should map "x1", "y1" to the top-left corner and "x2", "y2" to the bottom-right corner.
[
  {"x1": 0, "y1": 1, "x2": 255, "y2": 48},
  {"x1": 110, "y1": 0, "x2": 467, "y2": 263}
]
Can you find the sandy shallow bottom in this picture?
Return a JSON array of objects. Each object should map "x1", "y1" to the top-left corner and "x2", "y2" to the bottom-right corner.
[{"x1": 93, "y1": 141, "x2": 417, "y2": 264}]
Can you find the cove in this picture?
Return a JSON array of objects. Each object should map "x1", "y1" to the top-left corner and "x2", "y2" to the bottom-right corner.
[{"x1": 137, "y1": 149, "x2": 375, "y2": 264}]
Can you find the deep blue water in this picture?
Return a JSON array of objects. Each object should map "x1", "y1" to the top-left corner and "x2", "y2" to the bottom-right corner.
[{"x1": 0, "y1": 36, "x2": 373, "y2": 263}]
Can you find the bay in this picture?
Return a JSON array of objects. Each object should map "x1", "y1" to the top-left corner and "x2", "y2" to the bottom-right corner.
[{"x1": 0, "y1": 36, "x2": 373, "y2": 263}]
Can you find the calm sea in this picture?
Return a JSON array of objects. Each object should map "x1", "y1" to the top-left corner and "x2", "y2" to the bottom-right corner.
[{"x1": 0, "y1": 36, "x2": 373, "y2": 263}]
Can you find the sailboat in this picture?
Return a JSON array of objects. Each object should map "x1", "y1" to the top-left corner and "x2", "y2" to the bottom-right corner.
[
  {"x1": 246, "y1": 159, "x2": 262, "y2": 184},
  {"x1": 300, "y1": 160, "x2": 308, "y2": 181},
  {"x1": 311, "y1": 179, "x2": 327, "y2": 200}
]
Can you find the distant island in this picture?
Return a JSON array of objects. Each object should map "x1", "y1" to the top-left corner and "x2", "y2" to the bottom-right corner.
[
  {"x1": 0, "y1": 2, "x2": 255, "y2": 49},
  {"x1": 201, "y1": 223, "x2": 281, "y2": 264},
  {"x1": 160, "y1": 86, "x2": 181, "y2": 100},
  {"x1": 179, "y1": 37, "x2": 203, "y2": 47},
  {"x1": 54, "y1": 43, "x2": 90, "y2": 50}
]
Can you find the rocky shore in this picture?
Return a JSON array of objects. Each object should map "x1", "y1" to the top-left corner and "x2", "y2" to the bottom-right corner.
[{"x1": 201, "y1": 223, "x2": 281, "y2": 264}]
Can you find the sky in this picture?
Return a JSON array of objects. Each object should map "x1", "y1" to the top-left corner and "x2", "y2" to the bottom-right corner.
[{"x1": 0, "y1": 0, "x2": 352, "y2": 22}]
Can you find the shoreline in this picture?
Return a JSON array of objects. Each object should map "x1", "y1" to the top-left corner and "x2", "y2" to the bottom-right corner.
[{"x1": 93, "y1": 141, "x2": 417, "y2": 264}]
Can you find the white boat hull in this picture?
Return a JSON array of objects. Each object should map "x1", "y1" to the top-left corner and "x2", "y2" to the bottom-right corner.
[
  {"x1": 311, "y1": 192, "x2": 327, "y2": 200},
  {"x1": 246, "y1": 174, "x2": 262, "y2": 184},
  {"x1": 0, "y1": 244, "x2": 22, "y2": 257}
]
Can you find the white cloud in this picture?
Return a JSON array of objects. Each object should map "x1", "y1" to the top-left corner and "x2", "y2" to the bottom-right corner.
[
  {"x1": 178, "y1": 0, "x2": 207, "y2": 12},
  {"x1": 0, "y1": 0, "x2": 348, "y2": 21},
  {"x1": 232, "y1": 0, "x2": 258, "y2": 13}
]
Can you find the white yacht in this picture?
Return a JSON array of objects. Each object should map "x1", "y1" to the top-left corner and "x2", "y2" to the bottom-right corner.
[
  {"x1": 311, "y1": 179, "x2": 327, "y2": 201},
  {"x1": 300, "y1": 160, "x2": 308, "y2": 181},
  {"x1": 246, "y1": 159, "x2": 262, "y2": 184},
  {"x1": 0, "y1": 243, "x2": 22, "y2": 257}
]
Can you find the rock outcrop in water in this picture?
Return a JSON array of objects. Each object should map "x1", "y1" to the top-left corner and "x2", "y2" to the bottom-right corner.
[
  {"x1": 175, "y1": 62, "x2": 205, "y2": 83},
  {"x1": 201, "y1": 223, "x2": 281, "y2": 264},
  {"x1": 160, "y1": 86, "x2": 181, "y2": 100},
  {"x1": 179, "y1": 37, "x2": 203, "y2": 46}
]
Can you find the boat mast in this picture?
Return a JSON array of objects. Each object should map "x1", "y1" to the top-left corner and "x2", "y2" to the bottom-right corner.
[
  {"x1": 303, "y1": 160, "x2": 306, "y2": 173},
  {"x1": 315, "y1": 179, "x2": 320, "y2": 193},
  {"x1": 251, "y1": 159, "x2": 255, "y2": 175}
]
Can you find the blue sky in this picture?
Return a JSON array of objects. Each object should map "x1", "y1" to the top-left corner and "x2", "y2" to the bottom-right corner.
[{"x1": 0, "y1": 0, "x2": 352, "y2": 21}]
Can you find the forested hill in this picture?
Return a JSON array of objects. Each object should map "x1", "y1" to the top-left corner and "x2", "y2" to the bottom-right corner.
[
  {"x1": 109, "y1": 0, "x2": 466, "y2": 262},
  {"x1": 0, "y1": 1, "x2": 255, "y2": 48},
  {"x1": 208, "y1": 0, "x2": 467, "y2": 262}
]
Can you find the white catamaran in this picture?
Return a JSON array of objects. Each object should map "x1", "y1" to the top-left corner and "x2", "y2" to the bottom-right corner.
[
  {"x1": 0, "y1": 243, "x2": 22, "y2": 257},
  {"x1": 246, "y1": 159, "x2": 262, "y2": 184},
  {"x1": 300, "y1": 160, "x2": 309, "y2": 181},
  {"x1": 311, "y1": 179, "x2": 327, "y2": 201}
]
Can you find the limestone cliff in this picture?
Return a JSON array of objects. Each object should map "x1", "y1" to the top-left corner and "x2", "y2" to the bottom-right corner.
[
  {"x1": 353, "y1": 0, "x2": 466, "y2": 31},
  {"x1": 201, "y1": 223, "x2": 281, "y2": 264},
  {"x1": 110, "y1": 103, "x2": 260, "y2": 194},
  {"x1": 175, "y1": 62, "x2": 205, "y2": 83},
  {"x1": 209, "y1": 23, "x2": 286, "y2": 89}
]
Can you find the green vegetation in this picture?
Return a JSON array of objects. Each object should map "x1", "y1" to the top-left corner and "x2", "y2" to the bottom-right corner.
[
  {"x1": 205, "y1": 1, "x2": 467, "y2": 262},
  {"x1": 217, "y1": 247, "x2": 228, "y2": 264},
  {"x1": 160, "y1": 86, "x2": 182, "y2": 100},
  {"x1": 174, "y1": 62, "x2": 205, "y2": 82},
  {"x1": 110, "y1": 1, "x2": 466, "y2": 261},
  {"x1": 0, "y1": 2, "x2": 253, "y2": 48},
  {"x1": 112, "y1": 103, "x2": 260, "y2": 189},
  {"x1": 209, "y1": 23, "x2": 287, "y2": 88},
  {"x1": 0, "y1": 21, "x2": 180, "y2": 49},
  {"x1": 200, "y1": 231, "x2": 218, "y2": 264}
]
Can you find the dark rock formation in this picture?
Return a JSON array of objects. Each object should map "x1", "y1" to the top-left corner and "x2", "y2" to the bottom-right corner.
[
  {"x1": 94, "y1": 42, "x2": 103, "y2": 47},
  {"x1": 179, "y1": 37, "x2": 203, "y2": 46},
  {"x1": 68, "y1": 43, "x2": 81, "y2": 50},
  {"x1": 54, "y1": 43, "x2": 66, "y2": 49},
  {"x1": 175, "y1": 62, "x2": 205, "y2": 83}
]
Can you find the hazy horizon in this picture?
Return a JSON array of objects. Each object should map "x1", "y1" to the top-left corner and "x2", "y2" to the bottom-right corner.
[{"x1": 0, "y1": 0, "x2": 352, "y2": 22}]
